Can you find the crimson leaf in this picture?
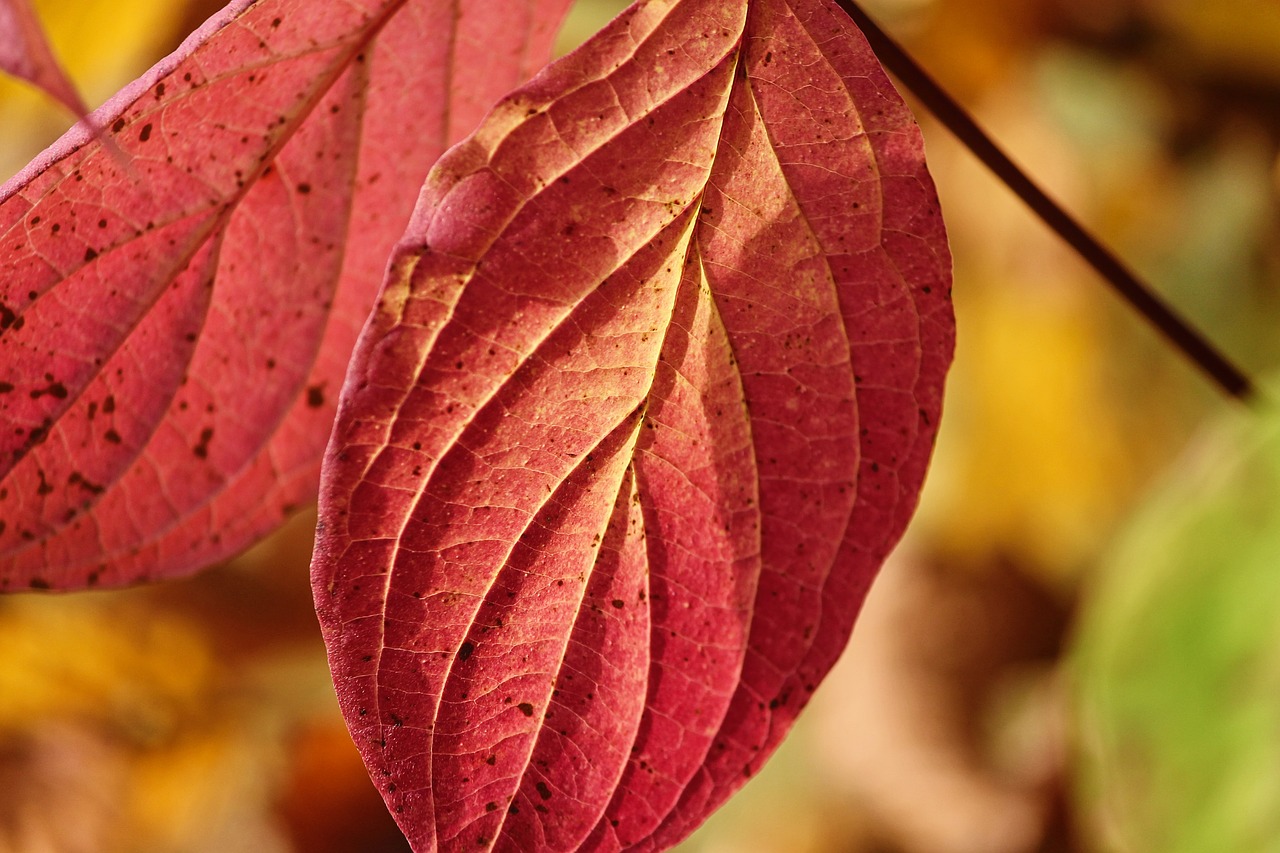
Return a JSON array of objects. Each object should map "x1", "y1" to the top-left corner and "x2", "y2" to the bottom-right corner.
[
  {"x1": 312, "y1": 0, "x2": 954, "y2": 850},
  {"x1": 0, "y1": 0, "x2": 571, "y2": 590}
]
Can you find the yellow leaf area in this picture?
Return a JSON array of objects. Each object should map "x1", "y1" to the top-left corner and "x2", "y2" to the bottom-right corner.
[
  {"x1": 0, "y1": 515, "x2": 403, "y2": 852},
  {"x1": 922, "y1": 280, "x2": 1136, "y2": 583},
  {"x1": 0, "y1": 597, "x2": 215, "y2": 851},
  {"x1": 0, "y1": 598, "x2": 209, "y2": 729},
  {"x1": 0, "y1": 0, "x2": 180, "y2": 180},
  {"x1": 1155, "y1": 0, "x2": 1280, "y2": 84}
]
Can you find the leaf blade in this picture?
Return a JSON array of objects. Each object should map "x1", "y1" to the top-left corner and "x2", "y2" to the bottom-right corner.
[
  {"x1": 640, "y1": 1, "x2": 954, "y2": 845},
  {"x1": 0, "y1": 0, "x2": 573, "y2": 590},
  {"x1": 313, "y1": 0, "x2": 954, "y2": 849}
]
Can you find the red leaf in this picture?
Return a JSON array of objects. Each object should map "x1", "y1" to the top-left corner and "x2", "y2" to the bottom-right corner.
[
  {"x1": 0, "y1": 0, "x2": 90, "y2": 119},
  {"x1": 0, "y1": 0, "x2": 572, "y2": 590},
  {"x1": 313, "y1": 0, "x2": 954, "y2": 849}
]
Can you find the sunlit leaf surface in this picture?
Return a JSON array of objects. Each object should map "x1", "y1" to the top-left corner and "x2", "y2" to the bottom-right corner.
[{"x1": 313, "y1": 1, "x2": 954, "y2": 849}]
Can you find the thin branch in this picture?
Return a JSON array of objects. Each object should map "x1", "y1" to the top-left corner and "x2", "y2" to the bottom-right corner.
[{"x1": 835, "y1": 0, "x2": 1257, "y2": 404}]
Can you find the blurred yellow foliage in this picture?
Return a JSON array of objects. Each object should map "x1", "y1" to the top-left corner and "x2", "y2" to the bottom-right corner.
[
  {"x1": 0, "y1": 598, "x2": 213, "y2": 735},
  {"x1": 1154, "y1": 0, "x2": 1280, "y2": 84},
  {"x1": 925, "y1": 279, "x2": 1135, "y2": 581},
  {"x1": 125, "y1": 726, "x2": 291, "y2": 853}
]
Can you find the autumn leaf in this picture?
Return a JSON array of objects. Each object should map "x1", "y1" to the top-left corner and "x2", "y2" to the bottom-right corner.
[
  {"x1": 311, "y1": 0, "x2": 954, "y2": 849},
  {"x1": 0, "y1": 0, "x2": 572, "y2": 590},
  {"x1": 0, "y1": 0, "x2": 90, "y2": 119}
]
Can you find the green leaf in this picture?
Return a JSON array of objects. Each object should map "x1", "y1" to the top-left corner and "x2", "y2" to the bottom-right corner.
[{"x1": 1073, "y1": 393, "x2": 1280, "y2": 852}]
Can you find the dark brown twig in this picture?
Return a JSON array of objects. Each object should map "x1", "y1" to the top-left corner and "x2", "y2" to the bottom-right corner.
[{"x1": 836, "y1": 0, "x2": 1257, "y2": 404}]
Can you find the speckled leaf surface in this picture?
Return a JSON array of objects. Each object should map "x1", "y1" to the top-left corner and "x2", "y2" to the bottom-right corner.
[
  {"x1": 0, "y1": 0, "x2": 89, "y2": 118},
  {"x1": 311, "y1": 0, "x2": 954, "y2": 850},
  {"x1": 0, "y1": 0, "x2": 571, "y2": 590}
]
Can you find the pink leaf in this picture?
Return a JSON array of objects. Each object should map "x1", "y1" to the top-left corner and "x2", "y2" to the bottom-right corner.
[
  {"x1": 0, "y1": 0, "x2": 91, "y2": 119},
  {"x1": 312, "y1": 0, "x2": 954, "y2": 850},
  {"x1": 0, "y1": 0, "x2": 572, "y2": 590}
]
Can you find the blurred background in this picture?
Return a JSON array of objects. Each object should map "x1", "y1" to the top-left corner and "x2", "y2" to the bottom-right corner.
[{"x1": 2, "y1": 0, "x2": 1279, "y2": 850}]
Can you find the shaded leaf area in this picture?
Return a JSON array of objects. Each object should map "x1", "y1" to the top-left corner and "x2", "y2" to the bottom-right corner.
[
  {"x1": 312, "y1": 0, "x2": 953, "y2": 850},
  {"x1": 0, "y1": 0, "x2": 89, "y2": 119},
  {"x1": 0, "y1": 0, "x2": 572, "y2": 590},
  {"x1": 1073, "y1": 397, "x2": 1280, "y2": 853}
]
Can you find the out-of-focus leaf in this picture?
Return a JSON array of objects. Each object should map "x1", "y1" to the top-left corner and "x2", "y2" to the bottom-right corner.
[
  {"x1": 1150, "y1": 0, "x2": 1280, "y2": 85},
  {"x1": 312, "y1": 0, "x2": 954, "y2": 850},
  {"x1": 0, "y1": 0, "x2": 89, "y2": 118},
  {"x1": 923, "y1": 278, "x2": 1135, "y2": 577},
  {"x1": 0, "y1": 595, "x2": 212, "y2": 732},
  {"x1": 0, "y1": 0, "x2": 572, "y2": 590},
  {"x1": 1073, "y1": 394, "x2": 1280, "y2": 852}
]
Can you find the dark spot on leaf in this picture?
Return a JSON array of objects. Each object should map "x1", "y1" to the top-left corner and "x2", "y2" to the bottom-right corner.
[
  {"x1": 29, "y1": 381, "x2": 67, "y2": 400},
  {"x1": 611, "y1": 599, "x2": 625, "y2": 609},
  {"x1": 111, "y1": 117, "x2": 125, "y2": 133},
  {"x1": 139, "y1": 124, "x2": 153, "y2": 143},
  {"x1": 306, "y1": 385, "x2": 325, "y2": 407},
  {"x1": 67, "y1": 472, "x2": 104, "y2": 495},
  {"x1": 458, "y1": 641, "x2": 474, "y2": 662},
  {"x1": 517, "y1": 702, "x2": 534, "y2": 717},
  {"x1": 29, "y1": 578, "x2": 50, "y2": 590},
  {"x1": 193, "y1": 427, "x2": 214, "y2": 459},
  {"x1": 297, "y1": 182, "x2": 312, "y2": 194},
  {"x1": 536, "y1": 781, "x2": 552, "y2": 800}
]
